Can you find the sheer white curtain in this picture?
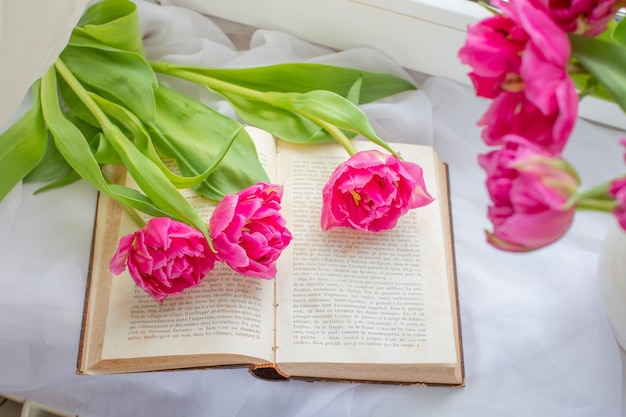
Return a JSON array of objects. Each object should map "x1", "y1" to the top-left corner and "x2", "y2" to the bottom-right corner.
[{"x1": 0, "y1": 0, "x2": 89, "y2": 129}]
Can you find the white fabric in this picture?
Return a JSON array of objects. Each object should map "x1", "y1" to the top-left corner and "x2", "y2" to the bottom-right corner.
[
  {"x1": 0, "y1": 0, "x2": 90, "y2": 129},
  {"x1": 0, "y1": 1, "x2": 623, "y2": 416}
]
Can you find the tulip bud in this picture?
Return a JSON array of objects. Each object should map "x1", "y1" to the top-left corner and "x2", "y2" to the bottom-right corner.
[{"x1": 479, "y1": 136, "x2": 579, "y2": 252}]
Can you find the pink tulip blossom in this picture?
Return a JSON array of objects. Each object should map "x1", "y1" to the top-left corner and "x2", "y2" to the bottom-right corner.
[
  {"x1": 608, "y1": 138, "x2": 626, "y2": 230},
  {"x1": 478, "y1": 89, "x2": 576, "y2": 153},
  {"x1": 461, "y1": 0, "x2": 579, "y2": 152},
  {"x1": 538, "y1": 0, "x2": 624, "y2": 36},
  {"x1": 321, "y1": 150, "x2": 434, "y2": 232},
  {"x1": 609, "y1": 177, "x2": 626, "y2": 230},
  {"x1": 495, "y1": 0, "x2": 571, "y2": 67},
  {"x1": 479, "y1": 136, "x2": 579, "y2": 251},
  {"x1": 493, "y1": 0, "x2": 576, "y2": 117},
  {"x1": 110, "y1": 217, "x2": 216, "y2": 304},
  {"x1": 458, "y1": 13, "x2": 527, "y2": 98},
  {"x1": 209, "y1": 182, "x2": 292, "y2": 279},
  {"x1": 520, "y1": 40, "x2": 578, "y2": 119}
]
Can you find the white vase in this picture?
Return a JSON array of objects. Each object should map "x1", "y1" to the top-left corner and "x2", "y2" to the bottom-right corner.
[{"x1": 597, "y1": 224, "x2": 626, "y2": 349}]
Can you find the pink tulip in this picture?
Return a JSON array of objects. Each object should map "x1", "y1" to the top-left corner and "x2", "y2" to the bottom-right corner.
[
  {"x1": 478, "y1": 89, "x2": 576, "y2": 153},
  {"x1": 608, "y1": 138, "x2": 626, "y2": 230},
  {"x1": 321, "y1": 150, "x2": 434, "y2": 232},
  {"x1": 496, "y1": 0, "x2": 571, "y2": 67},
  {"x1": 538, "y1": 0, "x2": 624, "y2": 36},
  {"x1": 609, "y1": 177, "x2": 626, "y2": 230},
  {"x1": 493, "y1": 0, "x2": 575, "y2": 116},
  {"x1": 479, "y1": 136, "x2": 579, "y2": 251},
  {"x1": 520, "y1": 41, "x2": 578, "y2": 118},
  {"x1": 458, "y1": 14, "x2": 527, "y2": 98},
  {"x1": 461, "y1": 0, "x2": 579, "y2": 153},
  {"x1": 110, "y1": 217, "x2": 216, "y2": 304},
  {"x1": 209, "y1": 182, "x2": 292, "y2": 279}
]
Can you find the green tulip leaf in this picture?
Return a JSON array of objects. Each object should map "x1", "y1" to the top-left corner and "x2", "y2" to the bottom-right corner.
[
  {"x1": 40, "y1": 67, "x2": 123, "y2": 198},
  {"x1": 152, "y1": 61, "x2": 415, "y2": 104},
  {"x1": 57, "y1": 73, "x2": 100, "y2": 127},
  {"x1": 24, "y1": 133, "x2": 73, "y2": 184},
  {"x1": 608, "y1": 18, "x2": 626, "y2": 46},
  {"x1": 74, "y1": 0, "x2": 145, "y2": 55},
  {"x1": 346, "y1": 76, "x2": 363, "y2": 104},
  {"x1": 41, "y1": 65, "x2": 207, "y2": 237},
  {"x1": 60, "y1": 45, "x2": 157, "y2": 123},
  {"x1": 152, "y1": 62, "x2": 397, "y2": 146},
  {"x1": 570, "y1": 34, "x2": 626, "y2": 113},
  {"x1": 66, "y1": 111, "x2": 102, "y2": 143},
  {"x1": 152, "y1": 85, "x2": 269, "y2": 200},
  {"x1": 218, "y1": 90, "x2": 339, "y2": 144},
  {"x1": 0, "y1": 85, "x2": 48, "y2": 200},
  {"x1": 33, "y1": 171, "x2": 81, "y2": 194},
  {"x1": 89, "y1": 94, "x2": 193, "y2": 185},
  {"x1": 100, "y1": 122, "x2": 211, "y2": 238},
  {"x1": 92, "y1": 132, "x2": 122, "y2": 165},
  {"x1": 266, "y1": 89, "x2": 396, "y2": 154},
  {"x1": 91, "y1": 91, "x2": 243, "y2": 190},
  {"x1": 108, "y1": 184, "x2": 171, "y2": 218}
]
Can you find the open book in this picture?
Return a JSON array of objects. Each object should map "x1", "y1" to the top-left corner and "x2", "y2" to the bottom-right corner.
[{"x1": 78, "y1": 127, "x2": 464, "y2": 386}]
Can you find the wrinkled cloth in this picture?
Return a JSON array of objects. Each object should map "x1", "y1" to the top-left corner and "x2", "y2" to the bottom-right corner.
[{"x1": 0, "y1": 1, "x2": 622, "y2": 416}]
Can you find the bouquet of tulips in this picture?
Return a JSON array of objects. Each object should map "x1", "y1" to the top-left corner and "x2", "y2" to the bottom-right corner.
[
  {"x1": 459, "y1": 0, "x2": 626, "y2": 252},
  {"x1": 0, "y1": 0, "x2": 433, "y2": 303}
]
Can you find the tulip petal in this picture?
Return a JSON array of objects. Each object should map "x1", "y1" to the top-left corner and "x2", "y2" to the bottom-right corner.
[
  {"x1": 109, "y1": 217, "x2": 215, "y2": 302},
  {"x1": 320, "y1": 150, "x2": 433, "y2": 232},
  {"x1": 209, "y1": 182, "x2": 292, "y2": 279},
  {"x1": 109, "y1": 233, "x2": 135, "y2": 274}
]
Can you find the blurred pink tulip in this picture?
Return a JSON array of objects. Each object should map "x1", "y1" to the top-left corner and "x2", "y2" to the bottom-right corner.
[
  {"x1": 458, "y1": 14, "x2": 527, "y2": 98},
  {"x1": 462, "y1": 0, "x2": 579, "y2": 153},
  {"x1": 608, "y1": 138, "x2": 626, "y2": 230},
  {"x1": 538, "y1": 0, "x2": 624, "y2": 36},
  {"x1": 609, "y1": 177, "x2": 626, "y2": 230},
  {"x1": 479, "y1": 136, "x2": 579, "y2": 251},
  {"x1": 495, "y1": 0, "x2": 577, "y2": 120},
  {"x1": 478, "y1": 89, "x2": 576, "y2": 153}
]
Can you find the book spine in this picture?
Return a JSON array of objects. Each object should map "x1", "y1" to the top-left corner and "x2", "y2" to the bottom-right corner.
[{"x1": 248, "y1": 363, "x2": 290, "y2": 381}]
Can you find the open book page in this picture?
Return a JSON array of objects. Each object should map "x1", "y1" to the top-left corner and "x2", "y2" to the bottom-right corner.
[
  {"x1": 273, "y1": 141, "x2": 458, "y2": 370},
  {"x1": 95, "y1": 129, "x2": 279, "y2": 365}
]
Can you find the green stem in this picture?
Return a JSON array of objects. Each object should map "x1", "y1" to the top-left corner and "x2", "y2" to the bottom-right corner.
[
  {"x1": 55, "y1": 59, "x2": 213, "y2": 245},
  {"x1": 565, "y1": 179, "x2": 613, "y2": 209},
  {"x1": 576, "y1": 198, "x2": 616, "y2": 212},
  {"x1": 54, "y1": 59, "x2": 112, "y2": 131},
  {"x1": 309, "y1": 116, "x2": 358, "y2": 156},
  {"x1": 117, "y1": 197, "x2": 146, "y2": 228},
  {"x1": 151, "y1": 62, "x2": 268, "y2": 102},
  {"x1": 124, "y1": 204, "x2": 146, "y2": 228},
  {"x1": 151, "y1": 61, "x2": 359, "y2": 156},
  {"x1": 56, "y1": 59, "x2": 145, "y2": 230}
]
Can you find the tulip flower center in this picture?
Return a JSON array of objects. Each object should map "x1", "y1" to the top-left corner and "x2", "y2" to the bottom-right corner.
[
  {"x1": 349, "y1": 189, "x2": 361, "y2": 204},
  {"x1": 502, "y1": 73, "x2": 524, "y2": 92}
]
